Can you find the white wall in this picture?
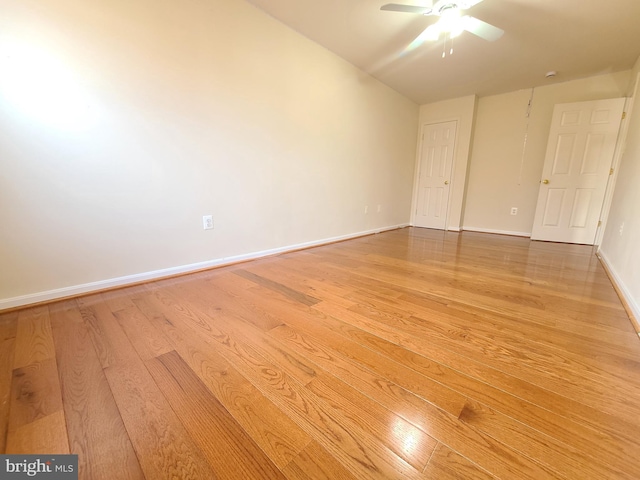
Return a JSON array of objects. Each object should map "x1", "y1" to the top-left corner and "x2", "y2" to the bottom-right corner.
[
  {"x1": 599, "y1": 59, "x2": 640, "y2": 323},
  {"x1": 462, "y1": 71, "x2": 630, "y2": 235},
  {"x1": 414, "y1": 95, "x2": 477, "y2": 230},
  {"x1": 0, "y1": 0, "x2": 418, "y2": 308}
]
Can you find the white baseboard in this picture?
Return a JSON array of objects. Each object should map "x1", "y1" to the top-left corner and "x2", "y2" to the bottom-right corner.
[
  {"x1": 462, "y1": 226, "x2": 531, "y2": 238},
  {"x1": 596, "y1": 250, "x2": 640, "y2": 334},
  {"x1": 0, "y1": 223, "x2": 409, "y2": 311}
]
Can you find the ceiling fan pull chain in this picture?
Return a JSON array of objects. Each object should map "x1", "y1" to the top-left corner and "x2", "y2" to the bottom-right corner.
[{"x1": 441, "y1": 33, "x2": 454, "y2": 57}]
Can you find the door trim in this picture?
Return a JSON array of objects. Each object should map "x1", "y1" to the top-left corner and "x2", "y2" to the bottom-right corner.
[{"x1": 594, "y1": 90, "x2": 635, "y2": 246}]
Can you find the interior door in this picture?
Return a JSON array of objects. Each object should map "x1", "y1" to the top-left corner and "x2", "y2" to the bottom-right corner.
[
  {"x1": 414, "y1": 121, "x2": 456, "y2": 229},
  {"x1": 531, "y1": 98, "x2": 625, "y2": 244}
]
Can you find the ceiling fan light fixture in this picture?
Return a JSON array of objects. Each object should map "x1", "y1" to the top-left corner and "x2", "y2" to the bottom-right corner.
[
  {"x1": 448, "y1": 19, "x2": 466, "y2": 38},
  {"x1": 438, "y1": 6, "x2": 462, "y2": 33}
]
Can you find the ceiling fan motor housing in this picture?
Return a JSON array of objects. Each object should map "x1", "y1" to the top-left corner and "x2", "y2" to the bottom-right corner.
[{"x1": 433, "y1": 0, "x2": 481, "y2": 15}]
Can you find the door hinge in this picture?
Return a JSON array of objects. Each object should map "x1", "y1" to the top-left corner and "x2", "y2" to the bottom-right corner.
[
  {"x1": 598, "y1": 220, "x2": 602, "y2": 227},
  {"x1": 622, "y1": 111, "x2": 626, "y2": 120},
  {"x1": 610, "y1": 168, "x2": 614, "y2": 175}
]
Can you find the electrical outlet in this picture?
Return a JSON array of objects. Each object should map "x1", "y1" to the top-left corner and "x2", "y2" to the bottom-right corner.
[
  {"x1": 619, "y1": 222, "x2": 624, "y2": 236},
  {"x1": 203, "y1": 215, "x2": 213, "y2": 230},
  {"x1": 510, "y1": 207, "x2": 518, "y2": 216}
]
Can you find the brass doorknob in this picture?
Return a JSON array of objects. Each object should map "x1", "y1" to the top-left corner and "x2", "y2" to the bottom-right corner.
[
  {"x1": 542, "y1": 179, "x2": 549, "y2": 184},
  {"x1": 444, "y1": 180, "x2": 449, "y2": 185}
]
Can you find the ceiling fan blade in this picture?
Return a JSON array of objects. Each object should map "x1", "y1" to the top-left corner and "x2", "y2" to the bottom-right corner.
[
  {"x1": 380, "y1": 3, "x2": 434, "y2": 15},
  {"x1": 462, "y1": 16, "x2": 504, "y2": 41}
]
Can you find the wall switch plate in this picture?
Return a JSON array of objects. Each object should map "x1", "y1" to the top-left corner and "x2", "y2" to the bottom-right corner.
[
  {"x1": 203, "y1": 215, "x2": 213, "y2": 230},
  {"x1": 364, "y1": 206, "x2": 368, "y2": 214},
  {"x1": 510, "y1": 207, "x2": 518, "y2": 215},
  {"x1": 377, "y1": 205, "x2": 381, "y2": 213}
]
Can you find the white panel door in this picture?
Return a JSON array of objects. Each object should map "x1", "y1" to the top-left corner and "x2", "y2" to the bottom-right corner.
[
  {"x1": 531, "y1": 98, "x2": 625, "y2": 244},
  {"x1": 414, "y1": 121, "x2": 456, "y2": 229}
]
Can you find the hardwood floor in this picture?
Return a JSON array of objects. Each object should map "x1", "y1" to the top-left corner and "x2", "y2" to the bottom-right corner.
[{"x1": 2, "y1": 227, "x2": 639, "y2": 479}]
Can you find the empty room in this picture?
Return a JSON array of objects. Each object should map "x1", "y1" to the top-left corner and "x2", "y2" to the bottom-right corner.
[{"x1": 1, "y1": 0, "x2": 639, "y2": 478}]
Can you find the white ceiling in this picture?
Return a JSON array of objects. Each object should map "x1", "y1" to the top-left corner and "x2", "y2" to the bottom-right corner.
[{"x1": 245, "y1": 0, "x2": 640, "y2": 104}]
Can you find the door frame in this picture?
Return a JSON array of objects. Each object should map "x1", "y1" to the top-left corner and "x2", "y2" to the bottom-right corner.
[
  {"x1": 411, "y1": 119, "x2": 459, "y2": 230},
  {"x1": 595, "y1": 87, "x2": 635, "y2": 246}
]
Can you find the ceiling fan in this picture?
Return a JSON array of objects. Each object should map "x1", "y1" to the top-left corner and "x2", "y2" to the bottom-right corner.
[{"x1": 381, "y1": 0, "x2": 504, "y2": 49}]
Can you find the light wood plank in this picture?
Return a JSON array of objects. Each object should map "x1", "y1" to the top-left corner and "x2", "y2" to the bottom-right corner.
[
  {"x1": 13, "y1": 306, "x2": 55, "y2": 369},
  {"x1": 5, "y1": 410, "x2": 69, "y2": 454},
  {"x1": 177, "y1": 276, "x2": 318, "y2": 385},
  {"x1": 423, "y1": 443, "x2": 495, "y2": 480},
  {"x1": 6, "y1": 358, "x2": 68, "y2": 454},
  {"x1": 306, "y1": 372, "x2": 438, "y2": 471},
  {"x1": 113, "y1": 306, "x2": 173, "y2": 361},
  {"x1": 234, "y1": 269, "x2": 321, "y2": 307},
  {"x1": 50, "y1": 301, "x2": 144, "y2": 480},
  {"x1": 457, "y1": 399, "x2": 634, "y2": 480},
  {"x1": 79, "y1": 295, "x2": 216, "y2": 478},
  {"x1": 8, "y1": 358, "x2": 63, "y2": 431},
  {"x1": 105, "y1": 362, "x2": 217, "y2": 479},
  {"x1": 133, "y1": 292, "x2": 312, "y2": 469},
  {"x1": 273, "y1": 307, "x2": 469, "y2": 416},
  {"x1": 147, "y1": 350, "x2": 286, "y2": 479},
  {"x1": 99, "y1": 284, "x2": 150, "y2": 313},
  {"x1": 282, "y1": 440, "x2": 359, "y2": 480}
]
